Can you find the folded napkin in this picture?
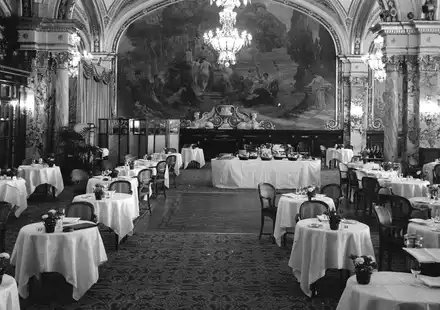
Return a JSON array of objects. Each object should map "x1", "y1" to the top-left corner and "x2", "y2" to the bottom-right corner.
[
  {"x1": 409, "y1": 218, "x2": 429, "y2": 225},
  {"x1": 403, "y1": 248, "x2": 440, "y2": 263},
  {"x1": 317, "y1": 214, "x2": 329, "y2": 222},
  {"x1": 419, "y1": 275, "x2": 440, "y2": 288},
  {"x1": 63, "y1": 222, "x2": 97, "y2": 232}
]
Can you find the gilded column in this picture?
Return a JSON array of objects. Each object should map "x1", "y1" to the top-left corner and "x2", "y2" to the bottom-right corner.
[
  {"x1": 405, "y1": 55, "x2": 420, "y2": 163},
  {"x1": 55, "y1": 52, "x2": 70, "y2": 131},
  {"x1": 383, "y1": 56, "x2": 403, "y2": 162}
]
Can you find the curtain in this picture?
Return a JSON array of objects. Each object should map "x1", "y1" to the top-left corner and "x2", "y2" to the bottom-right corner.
[{"x1": 77, "y1": 60, "x2": 113, "y2": 126}]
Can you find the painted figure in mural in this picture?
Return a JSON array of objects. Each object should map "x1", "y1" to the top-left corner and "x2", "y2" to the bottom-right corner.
[
  {"x1": 199, "y1": 58, "x2": 211, "y2": 91},
  {"x1": 306, "y1": 73, "x2": 331, "y2": 110}
]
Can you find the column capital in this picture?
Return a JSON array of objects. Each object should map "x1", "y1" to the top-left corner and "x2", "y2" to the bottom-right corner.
[
  {"x1": 53, "y1": 51, "x2": 71, "y2": 70},
  {"x1": 384, "y1": 55, "x2": 405, "y2": 72},
  {"x1": 418, "y1": 55, "x2": 440, "y2": 71}
]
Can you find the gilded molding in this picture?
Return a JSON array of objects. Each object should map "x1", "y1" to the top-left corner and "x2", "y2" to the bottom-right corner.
[
  {"x1": 349, "y1": 76, "x2": 368, "y2": 87},
  {"x1": 384, "y1": 55, "x2": 405, "y2": 72},
  {"x1": 54, "y1": 51, "x2": 71, "y2": 69}
]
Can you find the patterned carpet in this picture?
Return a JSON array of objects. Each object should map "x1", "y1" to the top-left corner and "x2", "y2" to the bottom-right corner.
[{"x1": 3, "y1": 168, "x2": 407, "y2": 310}]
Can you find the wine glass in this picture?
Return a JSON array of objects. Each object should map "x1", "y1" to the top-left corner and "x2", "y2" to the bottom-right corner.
[
  {"x1": 58, "y1": 208, "x2": 65, "y2": 221},
  {"x1": 410, "y1": 260, "x2": 421, "y2": 280}
]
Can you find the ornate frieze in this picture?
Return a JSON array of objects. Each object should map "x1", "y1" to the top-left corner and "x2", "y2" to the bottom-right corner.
[
  {"x1": 384, "y1": 55, "x2": 405, "y2": 72},
  {"x1": 22, "y1": 0, "x2": 32, "y2": 17},
  {"x1": 349, "y1": 76, "x2": 368, "y2": 87},
  {"x1": 418, "y1": 55, "x2": 440, "y2": 71}
]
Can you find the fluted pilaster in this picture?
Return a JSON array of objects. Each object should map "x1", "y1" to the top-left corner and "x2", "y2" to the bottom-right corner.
[
  {"x1": 383, "y1": 56, "x2": 403, "y2": 162},
  {"x1": 54, "y1": 52, "x2": 70, "y2": 136}
]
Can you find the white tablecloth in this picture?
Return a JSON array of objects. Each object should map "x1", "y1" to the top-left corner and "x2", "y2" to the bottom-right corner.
[
  {"x1": 423, "y1": 162, "x2": 438, "y2": 184},
  {"x1": 138, "y1": 153, "x2": 182, "y2": 176},
  {"x1": 347, "y1": 162, "x2": 380, "y2": 170},
  {"x1": 86, "y1": 176, "x2": 140, "y2": 209},
  {"x1": 274, "y1": 195, "x2": 336, "y2": 246},
  {"x1": 337, "y1": 272, "x2": 440, "y2": 310},
  {"x1": 17, "y1": 165, "x2": 64, "y2": 197},
  {"x1": 407, "y1": 222, "x2": 440, "y2": 248},
  {"x1": 116, "y1": 165, "x2": 169, "y2": 188},
  {"x1": 0, "y1": 178, "x2": 28, "y2": 217},
  {"x1": 362, "y1": 170, "x2": 398, "y2": 179},
  {"x1": 410, "y1": 197, "x2": 440, "y2": 217},
  {"x1": 212, "y1": 158, "x2": 321, "y2": 189},
  {"x1": 11, "y1": 221, "x2": 107, "y2": 300},
  {"x1": 73, "y1": 193, "x2": 138, "y2": 241},
  {"x1": 326, "y1": 148, "x2": 354, "y2": 166},
  {"x1": 181, "y1": 147, "x2": 205, "y2": 169},
  {"x1": 378, "y1": 178, "x2": 429, "y2": 198},
  {"x1": 289, "y1": 218, "x2": 375, "y2": 297},
  {"x1": 0, "y1": 274, "x2": 20, "y2": 310}
]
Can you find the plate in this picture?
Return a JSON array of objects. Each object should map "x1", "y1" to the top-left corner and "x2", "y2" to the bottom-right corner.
[
  {"x1": 308, "y1": 223, "x2": 323, "y2": 228},
  {"x1": 409, "y1": 218, "x2": 428, "y2": 225},
  {"x1": 341, "y1": 219, "x2": 358, "y2": 224},
  {"x1": 315, "y1": 194, "x2": 326, "y2": 198}
]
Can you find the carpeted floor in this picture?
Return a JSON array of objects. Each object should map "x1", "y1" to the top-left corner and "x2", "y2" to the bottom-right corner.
[{"x1": 3, "y1": 166, "x2": 407, "y2": 309}]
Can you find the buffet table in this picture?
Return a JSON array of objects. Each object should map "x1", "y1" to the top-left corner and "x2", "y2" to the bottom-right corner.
[{"x1": 211, "y1": 158, "x2": 321, "y2": 189}]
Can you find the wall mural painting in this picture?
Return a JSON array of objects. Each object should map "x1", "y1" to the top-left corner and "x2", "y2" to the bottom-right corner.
[{"x1": 117, "y1": 0, "x2": 337, "y2": 130}]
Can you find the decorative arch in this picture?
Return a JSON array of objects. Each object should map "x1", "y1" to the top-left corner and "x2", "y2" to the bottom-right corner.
[
  {"x1": 103, "y1": 0, "x2": 350, "y2": 55},
  {"x1": 351, "y1": 0, "x2": 380, "y2": 54}
]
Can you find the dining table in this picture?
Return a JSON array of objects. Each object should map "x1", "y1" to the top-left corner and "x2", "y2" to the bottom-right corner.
[
  {"x1": 273, "y1": 194, "x2": 336, "y2": 246},
  {"x1": 116, "y1": 163, "x2": 169, "y2": 188},
  {"x1": 0, "y1": 177, "x2": 28, "y2": 217},
  {"x1": 289, "y1": 218, "x2": 375, "y2": 297},
  {"x1": 326, "y1": 148, "x2": 354, "y2": 166},
  {"x1": 73, "y1": 193, "x2": 139, "y2": 241},
  {"x1": 337, "y1": 272, "x2": 440, "y2": 310},
  {"x1": 17, "y1": 164, "x2": 64, "y2": 197},
  {"x1": 407, "y1": 220, "x2": 440, "y2": 248},
  {"x1": 378, "y1": 178, "x2": 430, "y2": 199},
  {"x1": 181, "y1": 147, "x2": 205, "y2": 169},
  {"x1": 11, "y1": 221, "x2": 107, "y2": 300},
  {"x1": 0, "y1": 274, "x2": 20, "y2": 310}
]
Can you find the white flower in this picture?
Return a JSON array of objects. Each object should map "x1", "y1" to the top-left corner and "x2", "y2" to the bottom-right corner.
[
  {"x1": 367, "y1": 255, "x2": 375, "y2": 261},
  {"x1": 48, "y1": 209, "x2": 56, "y2": 214},
  {"x1": 416, "y1": 171, "x2": 422, "y2": 175},
  {"x1": 354, "y1": 257, "x2": 365, "y2": 265},
  {"x1": 42, "y1": 214, "x2": 48, "y2": 220},
  {"x1": 307, "y1": 186, "x2": 315, "y2": 192},
  {"x1": 0, "y1": 252, "x2": 10, "y2": 259}
]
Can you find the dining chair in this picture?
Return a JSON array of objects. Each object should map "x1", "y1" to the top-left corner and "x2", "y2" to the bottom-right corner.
[
  {"x1": 70, "y1": 169, "x2": 89, "y2": 195},
  {"x1": 137, "y1": 168, "x2": 153, "y2": 213},
  {"x1": 108, "y1": 180, "x2": 133, "y2": 195},
  {"x1": 319, "y1": 145, "x2": 326, "y2": 168},
  {"x1": 350, "y1": 156, "x2": 362, "y2": 163},
  {"x1": 373, "y1": 204, "x2": 405, "y2": 271},
  {"x1": 65, "y1": 201, "x2": 97, "y2": 222},
  {"x1": 337, "y1": 162, "x2": 349, "y2": 197},
  {"x1": 166, "y1": 155, "x2": 177, "y2": 188},
  {"x1": 0, "y1": 202, "x2": 12, "y2": 252},
  {"x1": 296, "y1": 200, "x2": 329, "y2": 222},
  {"x1": 362, "y1": 177, "x2": 381, "y2": 217},
  {"x1": 101, "y1": 160, "x2": 114, "y2": 171},
  {"x1": 320, "y1": 183, "x2": 342, "y2": 210},
  {"x1": 167, "y1": 148, "x2": 177, "y2": 153},
  {"x1": 433, "y1": 164, "x2": 440, "y2": 184},
  {"x1": 257, "y1": 183, "x2": 278, "y2": 243},
  {"x1": 348, "y1": 169, "x2": 361, "y2": 205},
  {"x1": 152, "y1": 161, "x2": 167, "y2": 198}
]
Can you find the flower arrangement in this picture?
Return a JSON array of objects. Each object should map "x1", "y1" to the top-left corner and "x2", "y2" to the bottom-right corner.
[
  {"x1": 125, "y1": 159, "x2": 134, "y2": 169},
  {"x1": 429, "y1": 184, "x2": 439, "y2": 199},
  {"x1": 46, "y1": 155, "x2": 55, "y2": 167},
  {"x1": 306, "y1": 186, "x2": 316, "y2": 200},
  {"x1": 382, "y1": 161, "x2": 393, "y2": 171},
  {"x1": 102, "y1": 169, "x2": 112, "y2": 177},
  {"x1": 0, "y1": 168, "x2": 17, "y2": 178},
  {"x1": 361, "y1": 148, "x2": 371, "y2": 158},
  {"x1": 41, "y1": 209, "x2": 60, "y2": 233},
  {"x1": 0, "y1": 252, "x2": 10, "y2": 284},
  {"x1": 93, "y1": 184, "x2": 105, "y2": 200},
  {"x1": 349, "y1": 254, "x2": 377, "y2": 284}
]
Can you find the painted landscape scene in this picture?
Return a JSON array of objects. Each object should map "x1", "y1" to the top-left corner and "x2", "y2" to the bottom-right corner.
[{"x1": 117, "y1": 0, "x2": 337, "y2": 129}]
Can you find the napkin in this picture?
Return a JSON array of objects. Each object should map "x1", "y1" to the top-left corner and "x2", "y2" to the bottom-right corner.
[
  {"x1": 409, "y1": 218, "x2": 429, "y2": 225},
  {"x1": 317, "y1": 215, "x2": 329, "y2": 222},
  {"x1": 419, "y1": 275, "x2": 440, "y2": 288},
  {"x1": 403, "y1": 248, "x2": 440, "y2": 263}
]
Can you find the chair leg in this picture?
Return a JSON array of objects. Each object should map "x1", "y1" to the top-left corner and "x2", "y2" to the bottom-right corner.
[
  {"x1": 378, "y1": 246, "x2": 383, "y2": 271},
  {"x1": 115, "y1": 234, "x2": 119, "y2": 251},
  {"x1": 259, "y1": 214, "x2": 264, "y2": 240},
  {"x1": 388, "y1": 250, "x2": 392, "y2": 271},
  {"x1": 163, "y1": 183, "x2": 167, "y2": 198}
]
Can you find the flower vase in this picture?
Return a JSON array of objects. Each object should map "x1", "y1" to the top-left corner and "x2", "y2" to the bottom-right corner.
[
  {"x1": 362, "y1": 158, "x2": 367, "y2": 164},
  {"x1": 47, "y1": 160, "x2": 54, "y2": 167},
  {"x1": 129, "y1": 162, "x2": 134, "y2": 170},
  {"x1": 355, "y1": 270, "x2": 371, "y2": 284},
  {"x1": 95, "y1": 192, "x2": 103, "y2": 200},
  {"x1": 44, "y1": 222, "x2": 56, "y2": 233},
  {"x1": 329, "y1": 215, "x2": 340, "y2": 230},
  {"x1": 307, "y1": 191, "x2": 316, "y2": 201}
]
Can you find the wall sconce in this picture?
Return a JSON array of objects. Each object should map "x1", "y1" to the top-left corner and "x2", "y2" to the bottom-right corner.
[
  {"x1": 350, "y1": 99, "x2": 364, "y2": 131},
  {"x1": 420, "y1": 97, "x2": 440, "y2": 125},
  {"x1": 9, "y1": 99, "x2": 18, "y2": 109},
  {"x1": 361, "y1": 36, "x2": 386, "y2": 82}
]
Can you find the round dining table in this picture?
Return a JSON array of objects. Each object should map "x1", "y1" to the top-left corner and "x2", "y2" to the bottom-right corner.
[
  {"x1": 378, "y1": 178, "x2": 430, "y2": 199},
  {"x1": 0, "y1": 274, "x2": 20, "y2": 310},
  {"x1": 289, "y1": 218, "x2": 375, "y2": 297},
  {"x1": 0, "y1": 177, "x2": 28, "y2": 217},
  {"x1": 407, "y1": 221, "x2": 440, "y2": 248},
  {"x1": 17, "y1": 164, "x2": 64, "y2": 197},
  {"x1": 337, "y1": 272, "x2": 440, "y2": 310},
  {"x1": 11, "y1": 221, "x2": 107, "y2": 301}
]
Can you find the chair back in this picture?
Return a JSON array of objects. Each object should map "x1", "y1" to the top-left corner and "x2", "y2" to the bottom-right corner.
[
  {"x1": 257, "y1": 183, "x2": 276, "y2": 209},
  {"x1": 65, "y1": 201, "x2": 97, "y2": 222},
  {"x1": 362, "y1": 177, "x2": 380, "y2": 199},
  {"x1": 355, "y1": 170, "x2": 368, "y2": 188},
  {"x1": 298, "y1": 200, "x2": 329, "y2": 220},
  {"x1": 346, "y1": 145, "x2": 354, "y2": 150},
  {"x1": 156, "y1": 161, "x2": 167, "y2": 178},
  {"x1": 348, "y1": 169, "x2": 358, "y2": 188},
  {"x1": 434, "y1": 164, "x2": 440, "y2": 183},
  {"x1": 297, "y1": 141, "x2": 309, "y2": 154},
  {"x1": 0, "y1": 202, "x2": 12, "y2": 225},
  {"x1": 337, "y1": 161, "x2": 348, "y2": 182},
  {"x1": 125, "y1": 154, "x2": 137, "y2": 162},
  {"x1": 350, "y1": 156, "x2": 361, "y2": 163},
  {"x1": 108, "y1": 180, "x2": 132, "y2": 194},
  {"x1": 320, "y1": 183, "x2": 342, "y2": 209},
  {"x1": 101, "y1": 160, "x2": 114, "y2": 171},
  {"x1": 166, "y1": 155, "x2": 177, "y2": 173},
  {"x1": 167, "y1": 148, "x2": 177, "y2": 153},
  {"x1": 388, "y1": 195, "x2": 415, "y2": 225},
  {"x1": 22, "y1": 158, "x2": 33, "y2": 165},
  {"x1": 373, "y1": 204, "x2": 394, "y2": 242}
]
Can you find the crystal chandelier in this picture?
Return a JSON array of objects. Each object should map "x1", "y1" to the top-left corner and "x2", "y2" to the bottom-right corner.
[
  {"x1": 362, "y1": 36, "x2": 386, "y2": 82},
  {"x1": 68, "y1": 33, "x2": 93, "y2": 77},
  {"x1": 204, "y1": 0, "x2": 252, "y2": 67}
]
